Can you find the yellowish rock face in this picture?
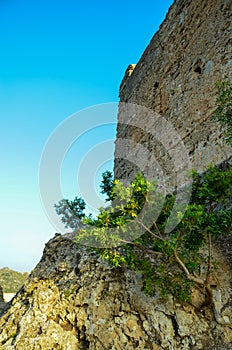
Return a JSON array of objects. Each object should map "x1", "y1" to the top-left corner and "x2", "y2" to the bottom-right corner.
[{"x1": 0, "y1": 233, "x2": 231, "y2": 349}]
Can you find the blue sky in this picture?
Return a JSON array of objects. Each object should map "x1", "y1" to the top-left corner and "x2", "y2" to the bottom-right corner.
[{"x1": 0, "y1": 0, "x2": 173, "y2": 272}]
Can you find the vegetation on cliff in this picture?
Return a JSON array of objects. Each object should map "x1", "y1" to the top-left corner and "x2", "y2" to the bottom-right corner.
[
  {"x1": 0, "y1": 267, "x2": 29, "y2": 293},
  {"x1": 55, "y1": 82, "x2": 232, "y2": 306},
  {"x1": 56, "y1": 165, "x2": 231, "y2": 305}
]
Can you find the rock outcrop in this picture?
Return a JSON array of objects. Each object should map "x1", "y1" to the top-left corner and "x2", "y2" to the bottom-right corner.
[
  {"x1": 0, "y1": 285, "x2": 6, "y2": 315},
  {"x1": 0, "y1": 233, "x2": 231, "y2": 349},
  {"x1": 0, "y1": 286, "x2": 4, "y2": 303}
]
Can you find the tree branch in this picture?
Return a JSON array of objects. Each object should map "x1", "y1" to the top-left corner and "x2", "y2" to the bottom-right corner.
[
  {"x1": 136, "y1": 220, "x2": 165, "y2": 242},
  {"x1": 206, "y1": 233, "x2": 212, "y2": 284},
  {"x1": 120, "y1": 239, "x2": 163, "y2": 256},
  {"x1": 173, "y1": 250, "x2": 205, "y2": 286}
]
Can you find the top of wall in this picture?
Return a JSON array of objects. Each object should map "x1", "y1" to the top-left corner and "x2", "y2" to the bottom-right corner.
[{"x1": 120, "y1": 0, "x2": 231, "y2": 100}]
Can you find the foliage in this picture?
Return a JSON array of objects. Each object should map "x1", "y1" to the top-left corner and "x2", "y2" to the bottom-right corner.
[
  {"x1": 54, "y1": 196, "x2": 86, "y2": 229},
  {"x1": 55, "y1": 164, "x2": 231, "y2": 303},
  {"x1": 54, "y1": 81, "x2": 232, "y2": 306},
  {"x1": 73, "y1": 166, "x2": 232, "y2": 303},
  {"x1": 0, "y1": 267, "x2": 29, "y2": 293},
  {"x1": 100, "y1": 170, "x2": 114, "y2": 201},
  {"x1": 63, "y1": 285, "x2": 77, "y2": 299},
  {"x1": 212, "y1": 81, "x2": 232, "y2": 145}
]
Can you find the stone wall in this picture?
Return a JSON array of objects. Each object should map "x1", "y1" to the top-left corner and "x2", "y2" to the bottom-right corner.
[{"x1": 115, "y1": 0, "x2": 232, "y2": 185}]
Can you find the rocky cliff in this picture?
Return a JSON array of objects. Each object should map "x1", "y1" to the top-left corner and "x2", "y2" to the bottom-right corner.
[
  {"x1": 115, "y1": 0, "x2": 232, "y2": 184},
  {"x1": 0, "y1": 286, "x2": 3, "y2": 303},
  {"x1": 0, "y1": 233, "x2": 231, "y2": 350},
  {"x1": 0, "y1": 285, "x2": 5, "y2": 316}
]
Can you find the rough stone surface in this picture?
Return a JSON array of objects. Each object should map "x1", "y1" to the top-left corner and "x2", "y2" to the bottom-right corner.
[
  {"x1": 0, "y1": 286, "x2": 4, "y2": 303},
  {"x1": 0, "y1": 233, "x2": 231, "y2": 349},
  {"x1": 0, "y1": 286, "x2": 7, "y2": 315},
  {"x1": 115, "y1": 0, "x2": 232, "y2": 186},
  {"x1": 0, "y1": 1, "x2": 232, "y2": 349}
]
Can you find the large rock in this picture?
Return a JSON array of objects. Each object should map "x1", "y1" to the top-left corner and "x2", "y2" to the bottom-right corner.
[
  {"x1": 0, "y1": 233, "x2": 231, "y2": 349},
  {"x1": 0, "y1": 285, "x2": 4, "y2": 302},
  {"x1": 0, "y1": 285, "x2": 6, "y2": 315}
]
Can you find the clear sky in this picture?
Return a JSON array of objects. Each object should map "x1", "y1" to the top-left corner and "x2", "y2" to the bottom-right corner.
[{"x1": 0, "y1": 0, "x2": 173, "y2": 272}]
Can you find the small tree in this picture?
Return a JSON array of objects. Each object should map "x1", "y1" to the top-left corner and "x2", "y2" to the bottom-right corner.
[
  {"x1": 54, "y1": 165, "x2": 231, "y2": 306},
  {"x1": 55, "y1": 81, "x2": 232, "y2": 312},
  {"x1": 100, "y1": 170, "x2": 114, "y2": 201},
  {"x1": 54, "y1": 197, "x2": 86, "y2": 229},
  {"x1": 75, "y1": 167, "x2": 232, "y2": 305}
]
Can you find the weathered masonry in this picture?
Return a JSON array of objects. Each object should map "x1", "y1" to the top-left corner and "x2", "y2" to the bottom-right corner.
[{"x1": 114, "y1": 0, "x2": 232, "y2": 187}]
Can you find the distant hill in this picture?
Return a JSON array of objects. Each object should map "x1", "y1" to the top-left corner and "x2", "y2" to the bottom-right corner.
[{"x1": 0, "y1": 267, "x2": 29, "y2": 293}]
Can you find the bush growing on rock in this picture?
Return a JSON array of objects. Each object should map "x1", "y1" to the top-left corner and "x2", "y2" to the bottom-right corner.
[
  {"x1": 55, "y1": 165, "x2": 232, "y2": 306},
  {"x1": 55, "y1": 81, "x2": 232, "y2": 307}
]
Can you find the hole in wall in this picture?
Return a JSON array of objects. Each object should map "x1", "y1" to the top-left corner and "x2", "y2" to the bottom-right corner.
[
  {"x1": 192, "y1": 58, "x2": 203, "y2": 74},
  {"x1": 189, "y1": 149, "x2": 194, "y2": 156},
  {"x1": 194, "y1": 66, "x2": 202, "y2": 74}
]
